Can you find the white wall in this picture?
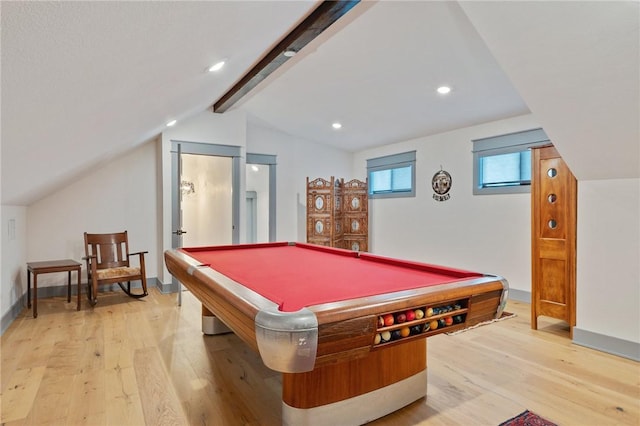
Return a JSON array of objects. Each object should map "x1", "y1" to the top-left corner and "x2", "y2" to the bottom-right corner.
[
  {"x1": 26, "y1": 141, "x2": 159, "y2": 288},
  {"x1": 353, "y1": 114, "x2": 540, "y2": 292},
  {"x1": 1, "y1": 205, "x2": 27, "y2": 318},
  {"x1": 577, "y1": 179, "x2": 640, "y2": 343},
  {"x1": 246, "y1": 120, "x2": 353, "y2": 243}
]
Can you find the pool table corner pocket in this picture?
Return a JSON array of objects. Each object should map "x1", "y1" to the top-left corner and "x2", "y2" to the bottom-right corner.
[{"x1": 255, "y1": 307, "x2": 319, "y2": 373}]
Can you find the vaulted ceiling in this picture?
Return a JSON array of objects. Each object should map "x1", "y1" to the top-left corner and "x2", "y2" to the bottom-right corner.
[{"x1": 2, "y1": 1, "x2": 638, "y2": 206}]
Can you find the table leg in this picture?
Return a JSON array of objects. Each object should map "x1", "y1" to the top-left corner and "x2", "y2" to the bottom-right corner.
[
  {"x1": 33, "y1": 274, "x2": 38, "y2": 318},
  {"x1": 67, "y1": 270, "x2": 72, "y2": 303},
  {"x1": 77, "y1": 268, "x2": 81, "y2": 311},
  {"x1": 27, "y1": 269, "x2": 31, "y2": 309}
]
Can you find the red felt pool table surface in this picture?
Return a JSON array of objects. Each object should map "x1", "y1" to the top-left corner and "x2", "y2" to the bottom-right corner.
[{"x1": 181, "y1": 242, "x2": 483, "y2": 312}]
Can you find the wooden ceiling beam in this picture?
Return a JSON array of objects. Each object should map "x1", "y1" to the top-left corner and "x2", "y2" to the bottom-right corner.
[{"x1": 213, "y1": 0, "x2": 360, "y2": 113}]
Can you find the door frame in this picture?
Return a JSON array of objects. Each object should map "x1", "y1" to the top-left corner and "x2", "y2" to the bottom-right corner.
[
  {"x1": 246, "y1": 153, "x2": 277, "y2": 242},
  {"x1": 170, "y1": 140, "x2": 241, "y2": 249}
]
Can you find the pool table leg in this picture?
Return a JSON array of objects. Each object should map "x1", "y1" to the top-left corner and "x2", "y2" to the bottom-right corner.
[
  {"x1": 282, "y1": 339, "x2": 427, "y2": 426},
  {"x1": 201, "y1": 305, "x2": 231, "y2": 335}
]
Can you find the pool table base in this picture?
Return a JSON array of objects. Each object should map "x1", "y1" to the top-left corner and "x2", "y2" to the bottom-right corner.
[
  {"x1": 282, "y1": 339, "x2": 427, "y2": 425},
  {"x1": 202, "y1": 306, "x2": 231, "y2": 335},
  {"x1": 283, "y1": 369, "x2": 426, "y2": 426}
]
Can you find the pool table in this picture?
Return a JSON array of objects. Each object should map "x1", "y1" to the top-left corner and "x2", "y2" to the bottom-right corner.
[{"x1": 164, "y1": 242, "x2": 508, "y2": 426}]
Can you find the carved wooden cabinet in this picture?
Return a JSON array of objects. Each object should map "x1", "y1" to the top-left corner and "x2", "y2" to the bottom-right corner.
[
  {"x1": 531, "y1": 146, "x2": 577, "y2": 336},
  {"x1": 307, "y1": 177, "x2": 368, "y2": 251}
]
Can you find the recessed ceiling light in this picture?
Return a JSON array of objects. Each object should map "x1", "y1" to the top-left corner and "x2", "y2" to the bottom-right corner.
[
  {"x1": 437, "y1": 86, "x2": 451, "y2": 94},
  {"x1": 166, "y1": 120, "x2": 177, "y2": 127},
  {"x1": 208, "y1": 60, "x2": 225, "y2": 72},
  {"x1": 332, "y1": 122, "x2": 342, "y2": 130},
  {"x1": 283, "y1": 49, "x2": 297, "y2": 57}
]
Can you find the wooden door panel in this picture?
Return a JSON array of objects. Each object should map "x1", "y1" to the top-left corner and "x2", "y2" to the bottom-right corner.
[
  {"x1": 539, "y1": 238, "x2": 566, "y2": 260},
  {"x1": 539, "y1": 258, "x2": 567, "y2": 304}
]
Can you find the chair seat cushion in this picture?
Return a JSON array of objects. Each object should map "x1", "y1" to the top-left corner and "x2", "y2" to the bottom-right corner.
[{"x1": 96, "y1": 266, "x2": 141, "y2": 280}]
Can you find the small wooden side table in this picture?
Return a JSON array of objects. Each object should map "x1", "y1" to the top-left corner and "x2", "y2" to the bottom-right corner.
[{"x1": 27, "y1": 259, "x2": 82, "y2": 318}]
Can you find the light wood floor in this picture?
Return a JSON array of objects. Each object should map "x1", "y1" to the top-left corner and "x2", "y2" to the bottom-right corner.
[{"x1": 1, "y1": 288, "x2": 638, "y2": 426}]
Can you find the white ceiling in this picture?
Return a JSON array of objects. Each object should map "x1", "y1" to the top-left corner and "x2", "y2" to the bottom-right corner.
[{"x1": 2, "y1": 1, "x2": 638, "y2": 206}]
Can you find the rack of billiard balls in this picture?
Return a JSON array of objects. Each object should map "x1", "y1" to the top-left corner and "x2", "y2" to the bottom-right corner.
[{"x1": 373, "y1": 303, "x2": 466, "y2": 345}]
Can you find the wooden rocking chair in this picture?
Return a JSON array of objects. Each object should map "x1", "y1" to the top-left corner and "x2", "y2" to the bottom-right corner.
[{"x1": 83, "y1": 231, "x2": 149, "y2": 305}]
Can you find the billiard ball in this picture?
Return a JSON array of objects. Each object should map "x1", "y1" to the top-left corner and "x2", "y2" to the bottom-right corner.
[
  {"x1": 381, "y1": 331, "x2": 391, "y2": 342},
  {"x1": 410, "y1": 325, "x2": 422, "y2": 335},
  {"x1": 391, "y1": 330, "x2": 402, "y2": 340},
  {"x1": 445, "y1": 316, "x2": 453, "y2": 326},
  {"x1": 430, "y1": 320, "x2": 439, "y2": 330},
  {"x1": 374, "y1": 333, "x2": 382, "y2": 344},
  {"x1": 454, "y1": 315, "x2": 463, "y2": 324},
  {"x1": 378, "y1": 316, "x2": 385, "y2": 327},
  {"x1": 423, "y1": 322, "x2": 431, "y2": 332},
  {"x1": 405, "y1": 310, "x2": 416, "y2": 322},
  {"x1": 426, "y1": 307, "x2": 434, "y2": 317},
  {"x1": 438, "y1": 318, "x2": 446, "y2": 328},
  {"x1": 383, "y1": 314, "x2": 394, "y2": 326},
  {"x1": 400, "y1": 327, "x2": 411, "y2": 338},
  {"x1": 414, "y1": 309, "x2": 424, "y2": 319},
  {"x1": 454, "y1": 303, "x2": 462, "y2": 310},
  {"x1": 396, "y1": 313, "x2": 407, "y2": 323}
]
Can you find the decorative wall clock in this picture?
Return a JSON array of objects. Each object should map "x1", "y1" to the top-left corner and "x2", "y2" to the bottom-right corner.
[{"x1": 432, "y1": 168, "x2": 452, "y2": 201}]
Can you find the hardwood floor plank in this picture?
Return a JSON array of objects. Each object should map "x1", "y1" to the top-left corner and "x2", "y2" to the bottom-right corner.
[
  {"x1": 104, "y1": 364, "x2": 145, "y2": 425},
  {"x1": 65, "y1": 370, "x2": 107, "y2": 425},
  {"x1": 133, "y1": 347, "x2": 187, "y2": 426},
  {"x1": 0, "y1": 366, "x2": 46, "y2": 423},
  {"x1": 23, "y1": 369, "x2": 74, "y2": 425}
]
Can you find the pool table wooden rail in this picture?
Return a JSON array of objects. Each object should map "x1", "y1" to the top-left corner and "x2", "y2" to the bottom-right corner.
[{"x1": 165, "y1": 250, "x2": 263, "y2": 352}]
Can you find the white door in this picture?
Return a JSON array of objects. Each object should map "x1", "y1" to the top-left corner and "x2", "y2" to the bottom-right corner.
[{"x1": 180, "y1": 153, "x2": 233, "y2": 247}]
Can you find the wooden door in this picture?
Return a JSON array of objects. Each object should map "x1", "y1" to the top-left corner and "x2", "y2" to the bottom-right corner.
[{"x1": 531, "y1": 146, "x2": 577, "y2": 336}]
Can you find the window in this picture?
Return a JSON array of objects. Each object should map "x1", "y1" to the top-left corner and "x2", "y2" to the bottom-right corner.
[
  {"x1": 367, "y1": 151, "x2": 416, "y2": 198},
  {"x1": 472, "y1": 128, "x2": 550, "y2": 195}
]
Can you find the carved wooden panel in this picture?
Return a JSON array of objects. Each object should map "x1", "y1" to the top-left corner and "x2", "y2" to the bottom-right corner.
[
  {"x1": 307, "y1": 177, "x2": 368, "y2": 251},
  {"x1": 343, "y1": 215, "x2": 368, "y2": 236},
  {"x1": 344, "y1": 237, "x2": 368, "y2": 253}
]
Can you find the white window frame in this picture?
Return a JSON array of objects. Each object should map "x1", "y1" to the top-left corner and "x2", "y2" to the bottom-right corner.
[
  {"x1": 367, "y1": 151, "x2": 416, "y2": 199},
  {"x1": 472, "y1": 128, "x2": 550, "y2": 195}
]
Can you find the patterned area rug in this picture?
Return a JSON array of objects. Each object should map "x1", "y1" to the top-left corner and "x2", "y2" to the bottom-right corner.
[
  {"x1": 446, "y1": 311, "x2": 516, "y2": 335},
  {"x1": 499, "y1": 410, "x2": 557, "y2": 426}
]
